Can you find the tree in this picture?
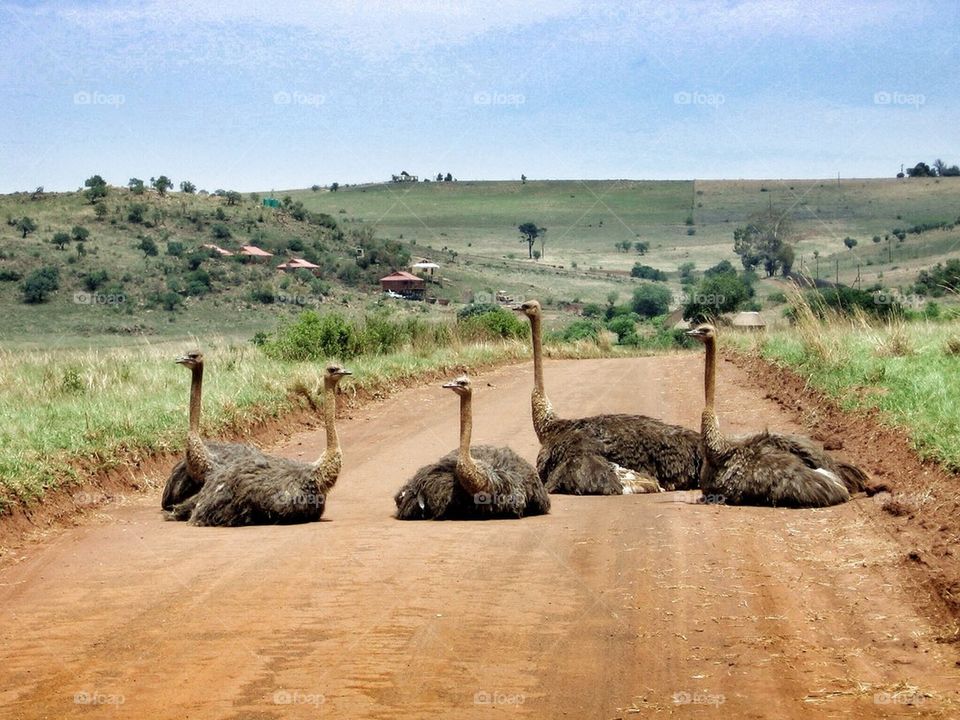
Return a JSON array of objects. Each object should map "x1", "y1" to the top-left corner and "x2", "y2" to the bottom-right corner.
[
  {"x1": 631, "y1": 283, "x2": 671, "y2": 318},
  {"x1": 94, "y1": 204, "x2": 108, "y2": 221},
  {"x1": 444, "y1": 172, "x2": 453, "y2": 182},
  {"x1": 180, "y1": 180, "x2": 196, "y2": 194},
  {"x1": 934, "y1": 159, "x2": 947, "y2": 177},
  {"x1": 151, "y1": 175, "x2": 173, "y2": 196},
  {"x1": 20, "y1": 266, "x2": 59, "y2": 303},
  {"x1": 330, "y1": 182, "x2": 339, "y2": 192},
  {"x1": 84, "y1": 175, "x2": 108, "y2": 203},
  {"x1": 634, "y1": 241, "x2": 649, "y2": 255},
  {"x1": 436, "y1": 173, "x2": 443, "y2": 182},
  {"x1": 224, "y1": 190, "x2": 242, "y2": 206},
  {"x1": 843, "y1": 236, "x2": 858, "y2": 250},
  {"x1": 521, "y1": 174, "x2": 527, "y2": 184},
  {"x1": 137, "y1": 237, "x2": 158, "y2": 257},
  {"x1": 683, "y1": 272, "x2": 754, "y2": 321},
  {"x1": 71, "y1": 225, "x2": 90, "y2": 243},
  {"x1": 16, "y1": 216, "x2": 37, "y2": 238},
  {"x1": 906, "y1": 162, "x2": 933, "y2": 177},
  {"x1": 51, "y1": 232, "x2": 71, "y2": 250},
  {"x1": 776, "y1": 244, "x2": 795, "y2": 275},
  {"x1": 733, "y1": 207, "x2": 795, "y2": 276},
  {"x1": 128, "y1": 178, "x2": 145, "y2": 195},
  {"x1": 127, "y1": 204, "x2": 147, "y2": 224},
  {"x1": 518, "y1": 222, "x2": 546, "y2": 259}
]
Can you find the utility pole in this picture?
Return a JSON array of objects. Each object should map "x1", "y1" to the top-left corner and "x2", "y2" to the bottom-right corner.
[{"x1": 835, "y1": 259, "x2": 840, "y2": 285}]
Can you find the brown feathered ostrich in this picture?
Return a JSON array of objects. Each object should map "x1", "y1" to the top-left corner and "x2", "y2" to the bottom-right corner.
[
  {"x1": 395, "y1": 376, "x2": 550, "y2": 520},
  {"x1": 514, "y1": 300, "x2": 701, "y2": 494},
  {"x1": 167, "y1": 364, "x2": 351, "y2": 526},
  {"x1": 161, "y1": 350, "x2": 263, "y2": 510},
  {"x1": 686, "y1": 324, "x2": 871, "y2": 507}
]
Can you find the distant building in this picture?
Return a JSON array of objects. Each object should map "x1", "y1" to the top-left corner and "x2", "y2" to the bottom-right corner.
[
  {"x1": 380, "y1": 271, "x2": 425, "y2": 299},
  {"x1": 277, "y1": 258, "x2": 321, "y2": 275},
  {"x1": 203, "y1": 243, "x2": 234, "y2": 256},
  {"x1": 730, "y1": 311, "x2": 766, "y2": 330},
  {"x1": 240, "y1": 245, "x2": 274, "y2": 261},
  {"x1": 411, "y1": 260, "x2": 440, "y2": 277}
]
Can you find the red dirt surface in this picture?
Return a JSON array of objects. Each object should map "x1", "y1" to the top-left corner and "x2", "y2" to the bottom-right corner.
[{"x1": 1, "y1": 355, "x2": 959, "y2": 719}]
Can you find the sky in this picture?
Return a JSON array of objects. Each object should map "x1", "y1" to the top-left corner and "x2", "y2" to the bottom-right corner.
[{"x1": 0, "y1": 0, "x2": 957, "y2": 192}]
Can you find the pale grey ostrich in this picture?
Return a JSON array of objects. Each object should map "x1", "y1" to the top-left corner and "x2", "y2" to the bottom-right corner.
[
  {"x1": 167, "y1": 364, "x2": 351, "y2": 526},
  {"x1": 161, "y1": 350, "x2": 262, "y2": 510},
  {"x1": 515, "y1": 300, "x2": 701, "y2": 495},
  {"x1": 686, "y1": 324, "x2": 870, "y2": 507},
  {"x1": 395, "y1": 376, "x2": 550, "y2": 520}
]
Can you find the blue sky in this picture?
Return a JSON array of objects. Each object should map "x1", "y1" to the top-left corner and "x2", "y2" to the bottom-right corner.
[{"x1": 1, "y1": 0, "x2": 957, "y2": 192}]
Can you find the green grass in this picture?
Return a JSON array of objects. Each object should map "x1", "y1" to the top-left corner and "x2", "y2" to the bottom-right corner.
[{"x1": 726, "y1": 314, "x2": 960, "y2": 471}]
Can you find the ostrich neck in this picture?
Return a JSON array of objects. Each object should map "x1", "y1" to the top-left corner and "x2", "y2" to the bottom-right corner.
[
  {"x1": 312, "y1": 378, "x2": 342, "y2": 493},
  {"x1": 455, "y1": 393, "x2": 491, "y2": 496},
  {"x1": 701, "y1": 337, "x2": 727, "y2": 458},
  {"x1": 186, "y1": 364, "x2": 211, "y2": 479},
  {"x1": 529, "y1": 313, "x2": 556, "y2": 439}
]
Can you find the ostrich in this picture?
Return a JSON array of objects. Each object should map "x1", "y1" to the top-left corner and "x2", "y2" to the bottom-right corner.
[
  {"x1": 394, "y1": 375, "x2": 550, "y2": 520},
  {"x1": 514, "y1": 300, "x2": 701, "y2": 494},
  {"x1": 167, "y1": 364, "x2": 351, "y2": 526},
  {"x1": 686, "y1": 324, "x2": 870, "y2": 507},
  {"x1": 161, "y1": 350, "x2": 263, "y2": 510}
]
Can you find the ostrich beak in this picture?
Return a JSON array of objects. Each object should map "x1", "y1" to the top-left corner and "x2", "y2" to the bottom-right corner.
[
  {"x1": 175, "y1": 355, "x2": 190, "y2": 365},
  {"x1": 442, "y1": 381, "x2": 458, "y2": 389},
  {"x1": 339, "y1": 369, "x2": 352, "y2": 376}
]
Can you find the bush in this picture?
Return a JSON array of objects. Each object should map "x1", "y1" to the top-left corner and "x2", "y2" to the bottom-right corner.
[
  {"x1": 457, "y1": 306, "x2": 527, "y2": 340},
  {"x1": 0, "y1": 269, "x2": 22, "y2": 282},
  {"x1": 211, "y1": 223, "x2": 231, "y2": 239},
  {"x1": 631, "y1": 283, "x2": 672, "y2": 318},
  {"x1": 127, "y1": 204, "x2": 147, "y2": 224},
  {"x1": 249, "y1": 283, "x2": 275, "y2": 304},
  {"x1": 20, "y1": 266, "x2": 59, "y2": 303},
  {"x1": 630, "y1": 263, "x2": 667, "y2": 281},
  {"x1": 82, "y1": 269, "x2": 109, "y2": 291},
  {"x1": 166, "y1": 241, "x2": 185, "y2": 257},
  {"x1": 560, "y1": 319, "x2": 602, "y2": 342},
  {"x1": 607, "y1": 314, "x2": 639, "y2": 344},
  {"x1": 263, "y1": 310, "x2": 359, "y2": 361},
  {"x1": 581, "y1": 302, "x2": 605, "y2": 318}
]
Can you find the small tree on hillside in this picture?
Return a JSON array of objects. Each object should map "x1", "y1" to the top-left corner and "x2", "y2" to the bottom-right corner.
[
  {"x1": 51, "y1": 232, "x2": 71, "y2": 250},
  {"x1": 137, "y1": 237, "x2": 159, "y2": 257},
  {"x1": 843, "y1": 236, "x2": 858, "y2": 250},
  {"x1": 180, "y1": 180, "x2": 196, "y2": 194},
  {"x1": 128, "y1": 178, "x2": 146, "y2": 195},
  {"x1": 71, "y1": 225, "x2": 90, "y2": 243},
  {"x1": 225, "y1": 190, "x2": 242, "y2": 206},
  {"x1": 20, "y1": 267, "x2": 59, "y2": 303},
  {"x1": 151, "y1": 175, "x2": 173, "y2": 196},
  {"x1": 330, "y1": 182, "x2": 339, "y2": 192},
  {"x1": 94, "y1": 203, "x2": 109, "y2": 221},
  {"x1": 17, "y1": 216, "x2": 37, "y2": 238},
  {"x1": 518, "y1": 222, "x2": 546, "y2": 259},
  {"x1": 84, "y1": 175, "x2": 108, "y2": 203}
]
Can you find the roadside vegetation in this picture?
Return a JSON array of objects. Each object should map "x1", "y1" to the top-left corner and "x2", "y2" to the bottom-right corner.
[{"x1": 726, "y1": 286, "x2": 960, "y2": 472}]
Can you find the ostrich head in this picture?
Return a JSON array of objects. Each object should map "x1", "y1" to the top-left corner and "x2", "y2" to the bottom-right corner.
[
  {"x1": 442, "y1": 375, "x2": 472, "y2": 396},
  {"x1": 175, "y1": 350, "x2": 204, "y2": 369},
  {"x1": 324, "y1": 364, "x2": 352, "y2": 384},
  {"x1": 685, "y1": 324, "x2": 717, "y2": 344},
  {"x1": 513, "y1": 299, "x2": 542, "y2": 318}
]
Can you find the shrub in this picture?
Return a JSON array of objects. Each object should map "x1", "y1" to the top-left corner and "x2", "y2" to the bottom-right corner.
[
  {"x1": 20, "y1": 266, "x2": 59, "y2": 303},
  {"x1": 0, "y1": 269, "x2": 22, "y2": 282},
  {"x1": 631, "y1": 283, "x2": 672, "y2": 318},
  {"x1": 82, "y1": 269, "x2": 109, "y2": 291},
  {"x1": 457, "y1": 306, "x2": 527, "y2": 340},
  {"x1": 211, "y1": 223, "x2": 231, "y2": 239},
  {"x1": 127, "y1": 204, "x2": 147, "y2": 224},
  {"x1": 263, "y1": 310, "x2": 358, "y2": 361},
  {"x1": 560, "y1": 319, "x2": 602, "y2": 342},
  {"x1": 630, "y1": 263, "x2": 667, "y2": 281}
]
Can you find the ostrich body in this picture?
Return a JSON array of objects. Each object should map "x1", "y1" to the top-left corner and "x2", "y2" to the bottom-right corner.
[
  {"x1": 167, "y1": 365, "x2": 351, "y2": 526},
  {"x1": 395, "y1": 376, "x2": 550, "y2": 520},
  {"x1": 516, "y1": 300, "x2": 701, "y2": 494},
  {"x1": 161, "y1": 351, "x2": 262, "y2": 510},
  {"x1": 687, "y1": 324, "x2": 869, "y2": 507}
]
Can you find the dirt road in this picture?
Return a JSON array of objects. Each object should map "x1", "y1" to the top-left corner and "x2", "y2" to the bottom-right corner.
[{"x1": 1, "y1": 356, "x2": 958, "y2": 719}]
